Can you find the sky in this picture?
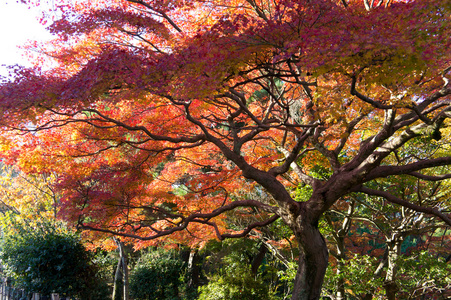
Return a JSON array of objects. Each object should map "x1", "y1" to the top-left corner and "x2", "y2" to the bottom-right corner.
[{"x1": 0, "y1": 1, "x2": 53, "y2": 78}]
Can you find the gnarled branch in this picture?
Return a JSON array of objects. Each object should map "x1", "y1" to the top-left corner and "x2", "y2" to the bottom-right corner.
[{"x1": 358, "y1": 186, "x2": 451, "y2": 226}]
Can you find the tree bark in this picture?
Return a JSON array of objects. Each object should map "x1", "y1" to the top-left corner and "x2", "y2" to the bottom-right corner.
[
  {"x1": 360, "y1": 249, "x2": 388, "y2": 299},
  {"x1": 330, "y1": 202, "x2": 355, "y2": 300},
  {"x1": 335, "y1": 259, "x2": 346, "y2": 300},
  {"x1": 291, "y1": 221, "x2": 329, "y2": 300},
  {"x1": 251, "y1": 243, "x2": 268, "y2": 275},
  {"x1": 113, "y1": 238, "x2": 129, "y2": 300},
  {"x1": 120, "y1": 245, "x2": 129, "y2": 300},
  {"x1": 112, "y1": 257, "x2": 123, "y2": 300},
  {"x1": 187, "y1": 249, "x2": 200, "y2": 287},
  {"x1": 384, "y1": 238, "x2": 401, "y2": 300}
]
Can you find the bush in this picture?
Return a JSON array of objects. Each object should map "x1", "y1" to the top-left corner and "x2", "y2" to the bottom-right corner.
[
  {"x1": 395, "y1": 251, "x2": 451, "y2": 298},
  {"x1": 198, "y1": 264, "x2": 276, "y2": 300},
  {"x1": 0, "y1": 217, "x2": 108, "y2": 299},
  {"x1": 130, "y1": 248, "x2": 187, "y2": 300}
]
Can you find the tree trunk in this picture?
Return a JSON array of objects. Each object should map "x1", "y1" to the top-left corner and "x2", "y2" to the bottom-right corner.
[
  {"x1": 336, "y1": 259, "x2": 346, "y2": 300},
  {"x1": 121, "y1": 248, "x2": 129, "y2": 300},
  {"x1": 291, "y1": 222, "x2": 329, "y2": 300},
  {"x1": 251, "y1": 243, "x2": 268, "y2": 275},
  {"x1": 113, "y1": 237, "x2": 130, "y2": 300},
  {"x1": 384, "y1": 237, "x2": 402, "y2": 300},
  {"x1": 360, "y1": 249, "x2": 388, "y2": 300},
  {"x1": 112, "y1": 257, "x2": 123, "y2": 300},
  {"x1": 332, "y1": 202, "x2": 354, "y2": 300},
  {"x1": 328, "y1": 233, "x2": 346, "y2": 300},
  {"x1": 187, "y1": 249, "x2": 200, "y2": 287}
]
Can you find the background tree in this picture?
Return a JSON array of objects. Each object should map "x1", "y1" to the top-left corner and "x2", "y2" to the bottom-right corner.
[
  {"x1": 0, "y1": 163, "x2": 58, "y2": 220},
  {"x1": 321, "y1": 167, "x2": 451, "y2": 299},
  {"x1": 0, "y1": 0, "x2": 450, "y2": 299}
]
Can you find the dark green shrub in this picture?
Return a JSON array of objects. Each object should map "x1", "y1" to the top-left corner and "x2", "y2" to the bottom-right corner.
[
  {"x1": 130, "y1": 249, "x2": 186, "y2": 300},
  {"x1": 0, "y1": 217, "x2": 108, "y2": 299},
  {"x1": 197, "y1": 264, "x2": 276, "y2": 300}
]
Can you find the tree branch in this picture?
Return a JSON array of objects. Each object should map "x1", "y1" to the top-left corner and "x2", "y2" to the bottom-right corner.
[
  {"x1": 79, "y1": 199, "x2": 279, "y2": 241},
  {"x1": 408, "y1": 172, "x2": 451, "y2": 181},
  {"x1": 269, "y1": 129, "x2": 313, "y2": 176},
  {"x1": 365, "y1": 157, "x2": 451, "y2": 182},
  {"x1": 358, "y1": 186, "x2": 451, "y2": 226},
  {"x1": 126, "y1": 0, "x2": 183, "y2": 32},
  {"x1": 81, "y1": 108, "x2": 207, "y2": 144},
  {"x1": 350, "y1": 75, "x2": 392, "y2": 109},
  {"x1": 277, "y1": 146, "x2": 319, "y2": 187}
]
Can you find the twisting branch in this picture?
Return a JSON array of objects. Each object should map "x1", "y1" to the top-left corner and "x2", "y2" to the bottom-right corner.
[
  {"x1": 409, "y1": 103, "x2": 432, "y2": 125},
  {"x1": 78, "y1": 199, "x2": 279, "y2": 241},
  {"x1": 277, "y1": 146, "x2": 319, "y2": 187},
  {"x1": 220, "y1": 215, "x2": 280, "y2": 239},
  {"x1": 269, "y1": 128, "x2": 313, "y2": 176},
  {"x1": 393, "y1": 84, "x2": 451, "y2": 131},
  {"x1": 182, "y1": 100, "x2": 299, "y2": 212},
  {"x1": 333, "y1": 113, "x2": 367, "y2": 156},
  {"x1": 359, "y1": 186, "x2": 451, "y2": 226},
  {"x1": 350, "y1": 75, "x2": 392, "y2": 109},
  {"x1": 407, "y1": 172, "x2": 451, "y2": 181},
  {"x1": 126, "y1": 0, "x2": 183, "y2": 32},
  {"x1": 80, "y1": 108, "x2": 207, "y2": 144},
  {"x1": 116, "y1": 28, "x2": 164, "y2": 53},
  {"x1": 311, "y1": 132, "x2": 341, "y2": 171},
  {"x1": 365, "y1": 157, "x2": 451, "y2": 182},
  {"x1": 344, "y1": 108, "x2": 396, "y2": 171},
  {"x1": 245, "y1": 0, "x2": 268, "y2": 21}
]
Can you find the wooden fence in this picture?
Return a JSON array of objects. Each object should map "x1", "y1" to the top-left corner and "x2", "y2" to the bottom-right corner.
[
  {"x1": 0, "y1": 279, "x2": 63, "y2": 300},
  {"x1": 0, "y1": 278, "x2": 25, "y2": 300}
]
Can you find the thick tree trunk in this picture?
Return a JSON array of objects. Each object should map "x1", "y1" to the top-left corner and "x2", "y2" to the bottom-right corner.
[{"x1": 291, "y1": 222, "x2": 329, "y2": 300}]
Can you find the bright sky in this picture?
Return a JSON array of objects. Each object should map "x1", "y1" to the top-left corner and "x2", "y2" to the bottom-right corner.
[{"x1": 0, "y1": 1, "x2": 54, "y2": 78}]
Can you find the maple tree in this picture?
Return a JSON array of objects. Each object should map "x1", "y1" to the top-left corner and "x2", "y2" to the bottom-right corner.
[{"x1": 0, "y1": 0, "x2": 451, "y2": 299}]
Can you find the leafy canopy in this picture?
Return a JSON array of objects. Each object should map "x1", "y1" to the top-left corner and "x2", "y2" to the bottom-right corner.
[{"x1": 0, "y1": 0, "x2": 450, "y2": 254}]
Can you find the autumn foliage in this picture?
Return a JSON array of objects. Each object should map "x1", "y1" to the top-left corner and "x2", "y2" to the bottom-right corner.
[{"x1": 0, "y1": 0, "x2": 450, "y2": 298}]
